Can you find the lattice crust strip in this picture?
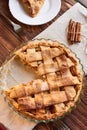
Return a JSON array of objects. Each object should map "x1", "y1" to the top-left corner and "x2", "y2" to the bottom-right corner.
[
  {"x1": 4, "y1": 39, "x2": 83, "y2": 120},
  {"x1": 15, "y1": 43, "x2": 76, "y2": 77},
  {"x1": 17, "y1": 87, "x2": 76, "y2": 110},
  {"x1": 7, "y1": 70, "x2": 79, "y2": 99}
]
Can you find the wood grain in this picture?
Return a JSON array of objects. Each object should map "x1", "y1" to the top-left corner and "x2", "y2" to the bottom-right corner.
[{"x1": 0, "y1": 0, "x2": 87, "y2": 130}]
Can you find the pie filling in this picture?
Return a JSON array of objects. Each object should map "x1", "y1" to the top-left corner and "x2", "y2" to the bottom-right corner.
[
  {"x1": 19, "y1": 0, "x2": 45, "y2": 17},
  {"x1": 5, "y1": 39, "x2": 83, "y2": 120}
]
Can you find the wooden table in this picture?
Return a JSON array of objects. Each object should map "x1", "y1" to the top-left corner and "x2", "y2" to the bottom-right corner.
[
  {"x1": 0, "y1": 0, "x2": 87, "y2": 130},
  {"x1": 0, "y1": 0, "x2": 76, "y2": 65}
]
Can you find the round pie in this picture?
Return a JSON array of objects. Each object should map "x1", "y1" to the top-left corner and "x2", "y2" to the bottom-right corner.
[{"x1": 5, "y1": 39, "x2": 83, "y2": 121}]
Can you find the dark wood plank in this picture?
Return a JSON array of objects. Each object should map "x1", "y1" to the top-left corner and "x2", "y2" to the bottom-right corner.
[
  {"x1": 0, "y1": 0, "x2": 76, "y2": 42},
  {"x1": 0, "y1": 0, "x2": 76, "y2": 64},
  {"x1": 77, "y1": 102, "x2": 87, "y2": 118},
  {"x1": 0, "y1": 0, "x2": 87, "y2": 130}
]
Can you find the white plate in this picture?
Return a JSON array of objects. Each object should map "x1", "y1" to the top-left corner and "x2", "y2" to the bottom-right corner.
[{"x1": 9, "y1": 0, "x2": 61, "y2": 25}]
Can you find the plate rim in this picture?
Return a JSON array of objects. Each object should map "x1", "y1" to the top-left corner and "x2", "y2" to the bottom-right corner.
[{"x1": 9, "y1": 0, "x2": 61, "y2": 25}]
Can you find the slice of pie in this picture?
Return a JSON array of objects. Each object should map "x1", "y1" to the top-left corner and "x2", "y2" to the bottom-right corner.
[
  {"x1": 5, "y1": 39, "x2": 83, "y2": 121},
  {"x1": 19, "y1": 0, "x2": 45, "y2": 17}
]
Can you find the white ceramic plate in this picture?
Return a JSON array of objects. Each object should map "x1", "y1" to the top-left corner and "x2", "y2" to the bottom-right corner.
[{"x1": 9, "y1": 0, "x2": 61, "y2": 25}]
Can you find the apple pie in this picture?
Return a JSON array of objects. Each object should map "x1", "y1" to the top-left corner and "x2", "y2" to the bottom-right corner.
[
  {"x1": 5, "y1": 39, "x2": 83, "y2": 121},
  {"x1": 19, "y1": 0, "x2": 45, "y2": 17}
]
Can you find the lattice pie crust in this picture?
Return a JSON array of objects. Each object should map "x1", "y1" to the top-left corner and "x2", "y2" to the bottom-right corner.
[
  {"x1": 19, "y1": 0, "x2": 45, "y2": 17},
  {"x1": 5, "y1": 39, "x2": 83, "y2": 120}
]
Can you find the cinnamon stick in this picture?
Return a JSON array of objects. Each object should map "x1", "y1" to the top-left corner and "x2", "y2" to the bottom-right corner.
[{"x1": 67, "y1": 19, "x2": 81, "y2": 44}]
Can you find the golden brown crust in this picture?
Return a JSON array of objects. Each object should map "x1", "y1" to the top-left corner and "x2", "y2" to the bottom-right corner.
[
  {"x1": 4, "y1": 39, "x2": 83, "y2": 121},
  {"x1": 19, "y1": 0, "x2": 45, "y2": 17}
]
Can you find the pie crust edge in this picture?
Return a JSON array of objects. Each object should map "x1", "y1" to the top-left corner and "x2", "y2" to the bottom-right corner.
[{"x1": 4, "y1": 39, "x2": 83, "y2": 121}]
